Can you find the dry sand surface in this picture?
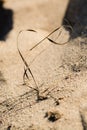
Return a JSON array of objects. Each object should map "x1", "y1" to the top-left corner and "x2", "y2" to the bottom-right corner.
[{"x1": 0, "y1": 0, "x2": 87, "y2": 130}]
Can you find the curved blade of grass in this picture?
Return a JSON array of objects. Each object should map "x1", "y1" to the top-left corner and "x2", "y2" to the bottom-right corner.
[
  {"x1": 29, "y1": 25, "x2": 73, "y2": 51},
  {"x1": 17, "y1": 30, "x2": 38, "y2": 89}
]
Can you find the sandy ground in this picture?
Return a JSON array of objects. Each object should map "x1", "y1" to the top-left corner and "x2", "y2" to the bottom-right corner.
[{"x1": 0, "y1": 0, "x2": 87, "y2": 130}]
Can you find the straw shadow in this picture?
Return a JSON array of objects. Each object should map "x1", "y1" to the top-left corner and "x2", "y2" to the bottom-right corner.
[
  {"x1": 63, "y1": 0, "x2": 87, "y2": 38},
  {"x1": 0, "y1": 1, "x2": 13, "y2": 40},
  {"x1": 0, "y1": 71, "x2": 6, "y2": 84}
]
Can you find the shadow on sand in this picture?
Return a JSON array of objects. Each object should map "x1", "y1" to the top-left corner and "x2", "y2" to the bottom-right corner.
[
  {"x1": 63, "y1": 0, "x2": 87, "y2": 38},
  {"x1": 0, "y1": 0, "x2": 13, "y2": 40}
]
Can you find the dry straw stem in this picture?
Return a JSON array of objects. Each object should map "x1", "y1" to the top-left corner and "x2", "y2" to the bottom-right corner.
[
  {"x1": 17, "y1": 29, "x2": 38, "y2": 89},
  {"x1": 29, "y1": 25, "x2": 73, "y2": 51},
  {"x1": 17, "y1": 25, "x2": 73, "y2": 102}
]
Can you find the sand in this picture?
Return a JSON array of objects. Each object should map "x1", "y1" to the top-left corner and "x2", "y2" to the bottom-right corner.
[{"x1": 0, "y1": 0, "x2": 87, "y2": 130}]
